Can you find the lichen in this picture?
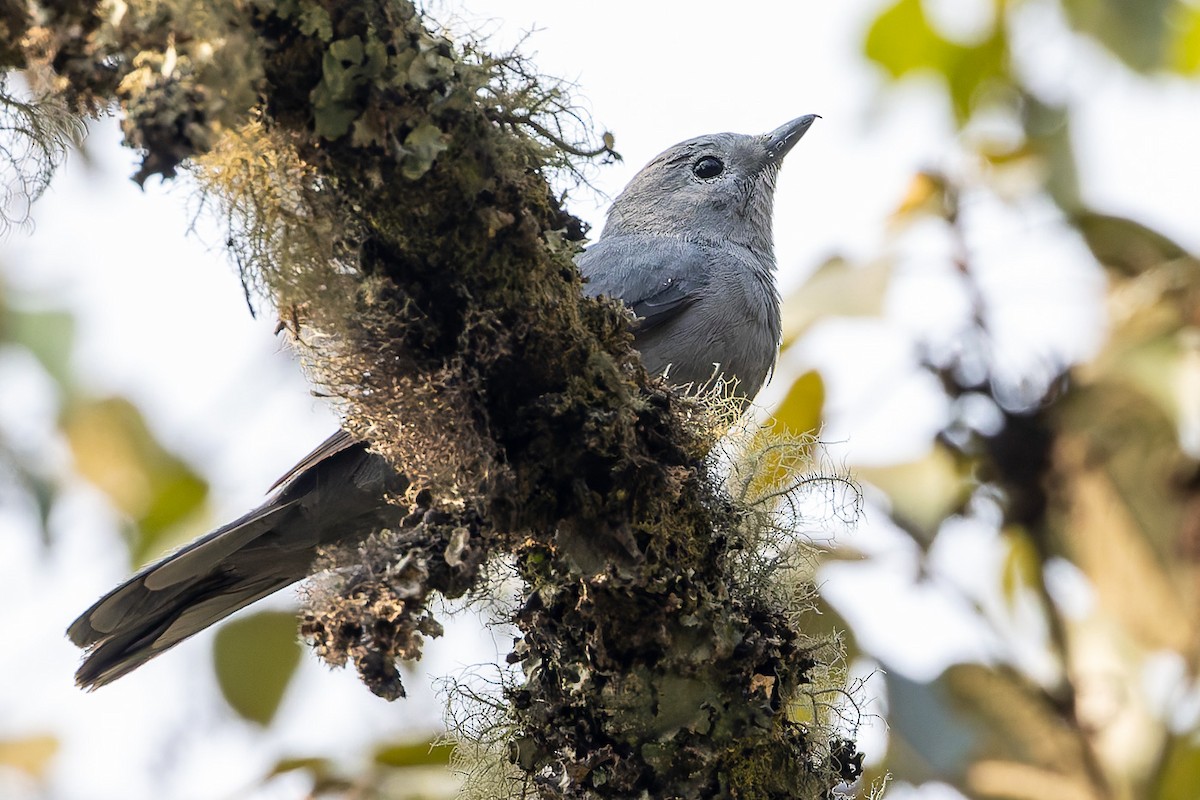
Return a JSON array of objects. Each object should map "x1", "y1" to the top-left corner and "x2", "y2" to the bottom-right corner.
[{"x1": 0, "y1": 75, "x2": 84, "y2": 234}]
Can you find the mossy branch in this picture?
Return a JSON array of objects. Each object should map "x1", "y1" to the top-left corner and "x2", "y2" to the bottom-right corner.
[{"x1": 5, "y1": 2, "x2": 859, "y2": 797}]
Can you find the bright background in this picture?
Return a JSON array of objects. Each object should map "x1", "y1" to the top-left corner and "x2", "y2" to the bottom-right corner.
[{"x1": 3, "y1": 0, "x2": 1199, "y2": 798}]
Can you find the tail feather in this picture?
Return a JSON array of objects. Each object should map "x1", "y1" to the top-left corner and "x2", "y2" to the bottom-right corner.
[
  {"x1": 69, "y1": 504, "x2": 310, "y2": 689},
  {"x1": 69, "y1": 502, "x2": 299, "y2": 651},
  {"x1": 67, "y1": 432, "x2": 401, "y2": 689},
  {"x1": 142, "y1": 501, "x2": 298, "y2": 592},
  {"x1": 73, "y1": 575, "x2": 292, "y2": 689}
]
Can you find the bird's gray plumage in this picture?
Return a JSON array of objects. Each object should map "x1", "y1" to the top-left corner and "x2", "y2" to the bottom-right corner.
[
  {"x1": 68, "y1": 431, "x2": 401, "y2": 688},
  {"x1": 578, "y1": 115, "x2": 815, "y2": 396},
  {"x1": 68, "y1": 116, "x2": 817, "y2": 688},
  {"x1": 578, "y1": 234, "x2": 779, "y2": 396}
]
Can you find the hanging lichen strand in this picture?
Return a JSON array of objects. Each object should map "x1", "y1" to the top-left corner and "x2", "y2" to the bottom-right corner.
[{"x1": 5, "y1": 1, "x2": 859, "y2": 797}]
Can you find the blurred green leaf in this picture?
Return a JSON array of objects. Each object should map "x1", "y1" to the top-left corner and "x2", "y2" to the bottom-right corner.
[
  {"x1": 21, "y1": 463, "x2": 57, "y2": 537},
  {"x1": 213, "y1": 610, "x2": 302, "y2": 726},
  {"x1": 1074, "y1": 210, "x2": 1191, "y2": 277},
  {"x1": 1106, "y1": 333, "x2": 1194, "y2": 435},
  {"x1": 273, "y1": 759, "x2": 355, "y2": 795},
  {"x1": 265, "y1": 755, "x2": 354, "y2": 795},
  {"x1": 61, "y1": 396, "x2": 209, "y2": 565},
  {"x1": 864, "y1": 0, "x2": 1008, "y2": 122},
  {"x1": 0, "y1": 734, "x2": 58, "y2": 779},
  {"x1": 865, "y1": 0, "x2": 948, "y2": 76},
  {"x1": 1156, "y1": 734, "x2": 1200, "y2": 800},
  {"x1": 139, "y1": 468, "x2": 209, "y2": 551},
  {"x1": 1024, "y1": 97, "x2": 1082, "y2": 211},
  {"x1": 374, "y1": 739, "x2": 455, "y2": 768},
  {"x1": 1061, "y1": 0, "x2": 1175, "y2": 73},
  {"x1": 268, "y1": 755, "x2": 333, "y2": 777},
  {"x1": 2, "y1": 307, "x2": 75, "y2": 387}
]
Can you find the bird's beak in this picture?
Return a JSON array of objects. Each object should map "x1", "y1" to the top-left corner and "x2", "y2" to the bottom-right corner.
[{"x1": 763, "y1": 114, "x2": 820, "y2": 162}]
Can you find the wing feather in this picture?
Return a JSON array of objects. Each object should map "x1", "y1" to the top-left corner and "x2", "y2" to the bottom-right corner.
[{"x1": 576, "y1": 235, "x2": 713, "y2": 335}]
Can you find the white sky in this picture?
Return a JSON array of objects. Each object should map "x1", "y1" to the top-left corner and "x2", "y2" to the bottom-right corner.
[{"x1": 3, "y1": 1, "x2": 1200, "y2": 798}]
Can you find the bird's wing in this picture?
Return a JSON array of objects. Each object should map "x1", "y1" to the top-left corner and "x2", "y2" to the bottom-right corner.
[{"x1": 576, "y1": 235, "x2": 712, "y2": 334}]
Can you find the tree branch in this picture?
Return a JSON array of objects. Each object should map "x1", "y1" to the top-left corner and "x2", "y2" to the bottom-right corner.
[{"x1": 6, "y1": 2, "x2": 855, "y2": 797}]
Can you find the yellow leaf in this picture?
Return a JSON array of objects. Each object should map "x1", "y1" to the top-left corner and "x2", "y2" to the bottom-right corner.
[
  {"x1": 1000, "y1": 526, "x2": 1041, "y2": 606},
  {"x1": 0, "y1": 734, "x2": 58, "y2": 779},
  {"x1": 1170, "y1": 5, "x2": 1200, "y2": 73},
  {"x1": 64, "y1": 398, "x2": 155, "y2": 518},
  {"x1": 734, "y1": 372, "x2": 826, "y2": 506},
  {"x1": 892, "y1": 171, "x2": 944, "y2": 219},
  {"x1": 62, "y1": 396, "x2": 209, "y2": 565},
  {"x1": 773, "y1": 370, "x2": 825, "y2": 438}
]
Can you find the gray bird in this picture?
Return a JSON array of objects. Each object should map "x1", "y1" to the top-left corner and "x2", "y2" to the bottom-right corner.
[{"x1": 67, "y1": 115, "x2": 817, "y2": 688}]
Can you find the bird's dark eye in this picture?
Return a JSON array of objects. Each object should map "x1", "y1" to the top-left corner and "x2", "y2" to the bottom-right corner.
[{"x1": 692, "y1": 156, "x2": 724, "y2": 179}]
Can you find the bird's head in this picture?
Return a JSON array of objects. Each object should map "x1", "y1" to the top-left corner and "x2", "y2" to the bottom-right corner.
[{"x1": 602, "y1": 115, "x2": 818, "y2": 255}]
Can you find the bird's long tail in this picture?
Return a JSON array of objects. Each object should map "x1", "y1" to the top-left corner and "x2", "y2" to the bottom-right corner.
[
  {"x1": 67, "y1": 432, "x2": 400, "y2": 689},
  {"x1": 68, "y1": 499, "x2": 317, "y2": 688}
]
